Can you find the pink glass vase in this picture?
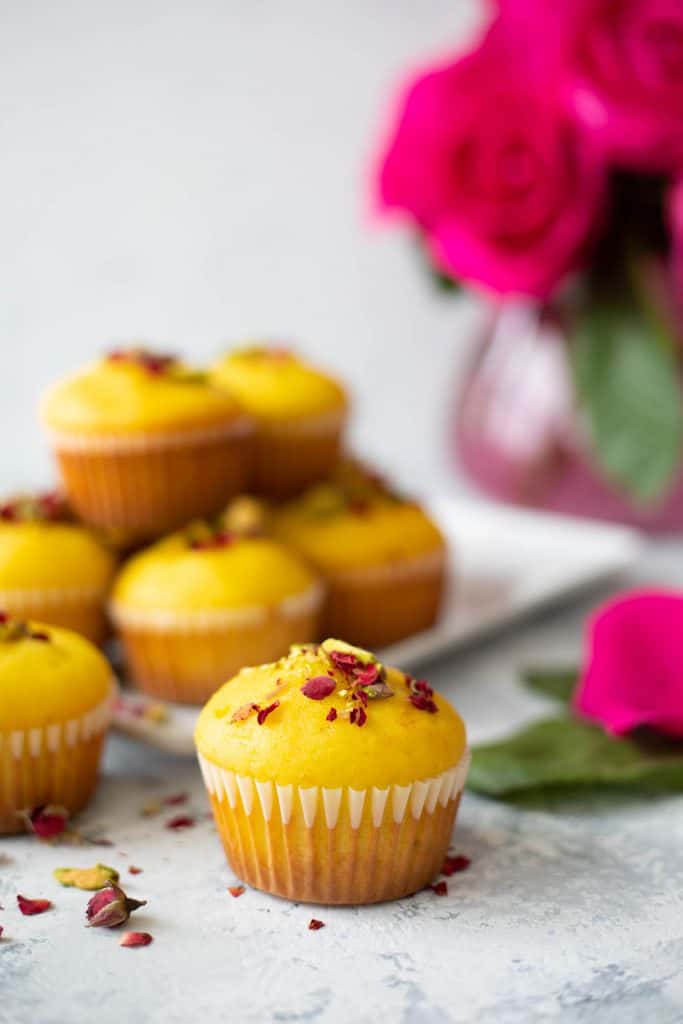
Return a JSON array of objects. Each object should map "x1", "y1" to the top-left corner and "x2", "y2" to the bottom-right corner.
[{"x1": 455, "y1": 302, "x2": 683, "y2": 533}]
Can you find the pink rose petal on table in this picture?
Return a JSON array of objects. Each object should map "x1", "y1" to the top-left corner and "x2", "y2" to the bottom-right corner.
[
  {"x1": 17, "y1": 895, "x2": 52, "y2": 916},
  {"x1": 574, "y1": 590, "x2": 683, "y2": 737}
]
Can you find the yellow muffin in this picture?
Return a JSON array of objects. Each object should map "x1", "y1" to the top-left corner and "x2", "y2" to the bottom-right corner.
[
  {"x1": 195, "y1": 639, "x2": 469, "y2": 903},
  {"x1": 41, "y1": 348, "x2": 253, "y2": 539},
  {"x1": 110, "y1": 514, "x2": 323, "y2": 705},
  {"x1": 211, "y1": 346, "x2": 348, "y2": 498},
  {"x1": 271, "y1": 468, "x2": 447, "y2": 648},
  {"x1": 0, "y1": 615, "x2": 116, "y2": 834},
  {"x1": 0, "y1": 492, "x2": 116, "y2": 643}
]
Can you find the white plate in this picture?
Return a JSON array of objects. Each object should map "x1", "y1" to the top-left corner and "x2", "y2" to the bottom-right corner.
[{"x1": 112, "y1": 496, "x2": 641, "y2": 755}]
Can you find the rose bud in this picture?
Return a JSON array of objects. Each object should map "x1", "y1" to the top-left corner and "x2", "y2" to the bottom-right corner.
[{"x1": 85, "y1": 882, "x2": 146, "y2": 929}]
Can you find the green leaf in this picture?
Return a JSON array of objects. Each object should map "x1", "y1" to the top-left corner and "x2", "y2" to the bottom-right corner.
[
  {"x1": 413, "y1": 234, "x2": 461, "y2": 295},
  {"x1": 572, "y1": 277, "x2": 683, "y2": 502},
  {"x1": 522, "y1": 668, "x2": 578, "y2": 703},
  {"x1": 469, "y1": 717, "x2": 683, "y2": 799}
]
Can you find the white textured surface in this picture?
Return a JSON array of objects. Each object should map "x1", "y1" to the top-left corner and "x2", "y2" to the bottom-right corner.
[{"x1": 3, "y1": 550, "x2": 683, "y2": 1023}]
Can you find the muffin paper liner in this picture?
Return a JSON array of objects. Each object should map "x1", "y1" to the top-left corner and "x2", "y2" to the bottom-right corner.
[
  {"x1": 45, "y1": 418, "x2": 253, "y2": 537},
  {"x1": 0, "y1": 680, "x2": 117, "y2": 834},
  {"x1": 322, "y1": 548, "x2": 446, "y2": 649},
  {"x1": 253, "y1": 410, "x2": 346, "y2": 498},
  {"x1": 112, "y1": 584, "x2": 323, "y2": 704},
  {"x1": 197, "y1": 747, "x2": 470, "y2": 904},
  {"x1": 0, "y1": 585, "x2": 111, "y2": 644}
]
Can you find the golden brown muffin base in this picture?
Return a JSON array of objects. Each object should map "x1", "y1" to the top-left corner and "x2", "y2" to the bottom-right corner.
[
  {"x1": 117, "y1": 604, "x2": 320, "y2": 705},
  {"x1": 321, "y1": 557, "x2": 445, "y2": 649},
  {"x1": 53, "y1": 428, "x2": 252, "y2": 540},
  {"x1": 209, "y1": 786, "x2": 461, "y2": 904}
]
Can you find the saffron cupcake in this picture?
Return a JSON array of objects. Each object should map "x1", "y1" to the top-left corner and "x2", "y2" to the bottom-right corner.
[
  {"x1": 0, "y1": 615, "x2": 116, "y2": 834},
  {"x1": 41, "y1": 348, "x2": 252, "y2": 539},
  {"x1": 195, "y1": 639, "x2": 469, "y2": 904},
  {"x1": 110, "y1": 515, "x2": 323, "y2": 705},
  {"x1": 210, "y1": 346, "x2": 348, "y2": 498},
  {"x1": 271, "y1": 470, "x2": 447, "y2": 648},
  {"x1": 0, "y1": 492, "x2": 116, "y2": 644}
]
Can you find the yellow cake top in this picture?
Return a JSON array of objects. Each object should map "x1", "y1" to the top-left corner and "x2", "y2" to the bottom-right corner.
[
  {"x1": 111, "y1": 522, "x2": 321, "y2": 614},
  {"x1": 195, "y1": 639, "x2": 467, "y2": 788},
  {"x1": 210, "y1": 346, "x2": 347, "y2": 422},
  {"x1": 0, "y1": 617, "x2": 113, "y2": 730},
  {"x1": 0, "y1": 494, "x2": 116, "y2": 591},
  {"x1": 41, "y1": 349, "x2": 246, "y2": 436},
  {"x1": 271, "y1": 482, "x2": 445, "y2": 573}
]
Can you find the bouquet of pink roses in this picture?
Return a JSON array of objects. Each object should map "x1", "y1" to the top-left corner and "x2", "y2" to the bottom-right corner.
[{"x1": 375, "y1": 0, "x2": 683, "y2": 504}]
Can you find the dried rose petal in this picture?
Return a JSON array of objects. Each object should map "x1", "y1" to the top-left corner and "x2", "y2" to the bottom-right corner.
[
  {"x1": 25, "y1": 805, "x2": 69, "y2": 840},
  {"x1": 326, "y1": 708, "x2": 338, "y2": 722},
  {"x1": 355, "y1": 664, "x2": 380, "y2": 687},
  {"x1": 0, "y1": 925, "x2": 3, "y2": 939},
  {"x1": 164, "y1": 792, "x2": 189, "y2": 806},
  {"x1": 429, "y1": 881, "x2": 448, "y2": 896},
  {"x1": 165, "y1": 815, "x2": 195, "y2": 830},
  {"x1": 441, "y1": 854, "x2": 470, "y2": 877},
  {"x1": 301, "y1": 676, "x2": 336, "y2": 700},
  {"x1": 128, "y1": 866, "x2": 143, "y2": 875},
  {"x1": 17, "y1": 895, "x2": 52, "y2": 916},
  {"x1": 409, "y1": 694, "x2": 438, "y2": 713},
  {"x1": 86, "y1": 882, "x2": 146, "y2": 928},
  {"x1": 327, "y1": 651, "x2": 361, "y2": 675},
  {"x1": 256, "y1": 701, "x2": 280, "y2": 725},
  {"x1": 308, "y1": 918, "x2": 325, "y2": 930},
  {"x1": 120, "y1": 931, "x2": 153, "y2": 947},
  {"x1": 228, "y1": 886, "x2": 245, "y2": 898}
]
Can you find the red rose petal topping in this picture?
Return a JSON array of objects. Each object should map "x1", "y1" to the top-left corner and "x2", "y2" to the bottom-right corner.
[
  {"x1": 0, "y1": 611, "x2": 7, "y2": 623},
  {"x1": 308, "y1": 918, "x2": 325, "y2": 930},
  {"x1": 17, "y1": 895, "x2": 52, "y2": 916},
  {"x1": 349, "y1": 706, "x2": 367, "y2": 727},
  {"x1": 326, "y1": 708, "x2": 338, "y2": 722},
  {"x1": 165, "y1": 815, "x2": 195, "y2": 830},
  {"x1": 164, "y1": 792, "x2": 189, "y2": 806},
  {"x1": 256, "y1": 701, "x2": 280, "y2": 725},
  {"x1": 355, "y1": 664, "x2": 380, "y2": 687},
  {"x1": 228, "y1": 886, "x2": 245, "y2": 898},
  {"x1": 429, "y1": 881, "x2": 448, "y2": 896},
  {"x1": 409, "y1": 694, "x2": 438, "y2": 713},
  {"x1": 28, "y1": 805, "x2": 69, "y2": 840},
  {"x1": 327, "y1": 651, "x2": 361, "y2": 675},
  {"x1": 301, "y1": 676, "x2": 336, "y2": 700},
  {"x1": 128, "y1": 865, "x2": 143, "y2": 875},
  {"x1": 119, "y1": 931, "x2": 153, "y2": 947},
  {"x1": 441, "y1": 854, "x2": 470, "y2": 877}
]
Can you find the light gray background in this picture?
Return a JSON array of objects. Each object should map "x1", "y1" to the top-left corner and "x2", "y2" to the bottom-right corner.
[
  {"x1": 3, "y1": 4, "x2": 683, "y2": 1023},
  {"x1": 1, "y1": 0, "x2": 484, "y2": 495}
]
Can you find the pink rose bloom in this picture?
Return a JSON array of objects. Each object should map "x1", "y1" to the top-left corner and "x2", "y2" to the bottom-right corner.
[
  {"x1": 376, "y1": 30, "x2": 606, "y2": 298},
  {"x1": 575, "y1": 590, "x2": 683, "y2": 737},
  {"x1": 497, "y1": 0, "x2": 683, "y2": 172}
]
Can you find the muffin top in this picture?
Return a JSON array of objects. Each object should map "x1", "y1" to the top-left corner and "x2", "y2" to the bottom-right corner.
[
  {"x1": 195, "y1": 639, "x2": 466, "y2": 788},
  {"x1": 41, "y1": 349, "x2": 246, "y2": 437},
  {"x1": 211, "y1": 346, "x2": 347, "y2": 422},
  {"x1": 0, "y1": 493, "x2": 116, "y2": 591},
  {"x1": 111, "y1": 517, "x2": 321, "y2": 616},
  {"x1": 271, "y1": 471, "x2": 445, "y2": 574},
  {"x1": 0, "y1": 616, "x2": 114, "y2": 730}
]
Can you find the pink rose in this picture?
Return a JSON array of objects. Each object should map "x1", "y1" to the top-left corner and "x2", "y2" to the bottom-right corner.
[
  {"x1": 498, "y1": 0, "x2": 683, "y2": 172},
  {"x1": 574, "y1": 590, "x2": 683, "y2": 737},
  {"x1": 376, "y1": 30, "x2": 606, "y2": 298}
]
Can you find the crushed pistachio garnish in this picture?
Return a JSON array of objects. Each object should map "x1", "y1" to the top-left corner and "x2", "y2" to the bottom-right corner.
[
  {"x1": 54, "y1": 864, "x2": 119, "y2": 891},
  {"x1": 0, "y1": 613, "x2": 51, "y2": 645}
]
